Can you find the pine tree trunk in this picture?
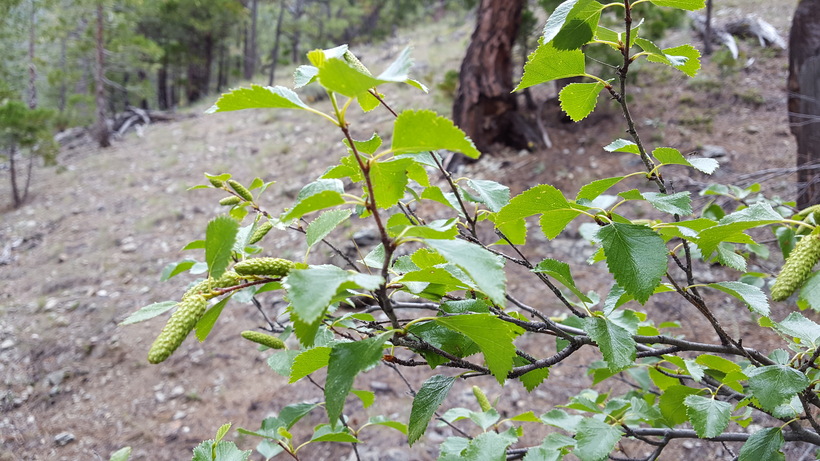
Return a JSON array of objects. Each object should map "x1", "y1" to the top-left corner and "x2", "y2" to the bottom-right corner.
[
  {"x1": 452, "y1": 0, "x2": 537, "y2": 158},
  {"x1": 789, "y1": 0, "x2": 820, "y2": 207},
  {"x1": 9, "y1": 143, "x2": 21, "y2": 208},
  {"x1": 268, "y1": 1, "x2": 286, "y2": 86},
  {"x1": 243, "y1": 0, "x2": 258, "y2": 80},
  {"x1": 94, "y1": 1, "x2": 110, "y2": 148}
]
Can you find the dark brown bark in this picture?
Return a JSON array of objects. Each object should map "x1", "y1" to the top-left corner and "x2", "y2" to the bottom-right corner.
[
  {"x1": 268, "y1": 1, "x2": 287, "y2": 86},
  {"x1": 157, "y1": 61, "x2": 169, "y2": 110},
  {"x1": 789, "y1": 0, "x2": 820, "y2": 207},
  {"x1": 186, "y1": 33, "x2": 214, "y2": 103},
  {"x1": 290, "y1": 0, "x2": 306, "y2": 65},
  {"x1": 9, "y1": 143, "x2": 21, "y2": 208},
  {"x1": 452, "y1": 0, "x2": 537, "y2": 158},
  {"x1": 704, "y1": 0, "x2": 713, "y2": 55},
  {"x1": 243, "y1": 0, "x2": 258, "y2": 80},
  {"x1": 94, "y1": 2, "x2": 110, "y2": 148}
]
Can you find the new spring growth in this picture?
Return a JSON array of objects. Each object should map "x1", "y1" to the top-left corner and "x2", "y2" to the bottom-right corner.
[{"x1": 771, "y1": 226, "x2": 820, "y2": 301}]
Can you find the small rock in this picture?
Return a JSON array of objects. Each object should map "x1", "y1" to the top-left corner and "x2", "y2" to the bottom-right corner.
[
  {"x1": 699, "y1": 145, "x2": 728, "y2": 159},
  {"x1": 369, "y1": 381, "x2": 391, "y2": 393},
  {"x1": 120, "y1": 243, "x2": 138, "y2": 253},
  {"x1": 170, "y1": 386, "x2": 185, "y2": 399},
  {"x1": 173, "y1": 410, "x2": 187, "y2": 420},
  {"x1": 0, "y1": 339, "x2": 15, "y2": 350},
  {"x1": 54, "y1": 432, "x2": 75, "y2": 446},
  {"x1": 353, "y1": 229, "x2": 380, "y2": 247},
  {"x1": 681, "y1": 440, "x2": 695, "y2": 449},
  {"x1": 155, "y1": 392, "x2": 167, "y2": 403},
  {"x1": 745, "y1": 125, "x2": 760, "y2": 134}
]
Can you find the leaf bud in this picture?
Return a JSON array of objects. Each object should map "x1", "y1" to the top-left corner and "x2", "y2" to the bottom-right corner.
[{"x1": 241, "y1": 330, "x2": 286, "y2": 349}]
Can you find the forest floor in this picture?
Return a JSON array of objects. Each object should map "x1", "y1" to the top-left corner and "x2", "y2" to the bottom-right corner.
[{"x1": 0, "y1": 2, "x2": 812, "y2": 460}]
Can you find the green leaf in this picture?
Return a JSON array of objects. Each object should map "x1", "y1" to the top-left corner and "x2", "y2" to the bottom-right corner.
[
  {"x1": 352, "y1": 390, "x2": 375, "y2": 408},
  {"x1": 659, "y1": 385, "x2": 701, "y2": 425},
  {"x1": 408, "y1": 375, "x2": 456, "y2": 445},
  {"x1": 192, "y1": 440, "x2": 251, "y2": 461},
  {"x1": 642, "y1": 192, "x2": 693, "y2": 215},
  {"x1": 576, "y1": 177, "x2": 625, "y2": 202},
  {"x1": 648, "y1": 44, "x2": 701, "y2": 77},
  {"x1": 648, "y1": 0, "x2": 706, "y2": 11},
  {"x1": 195, "y1": 297, "x2": 230, "y2": 342},
  {"x1": 434, "y1": 314, "x2": 520, "y2": 383},
  {"x1": 205, "y1": 216, "x2": 239, "y2": 280},
  {"x1": 316, "y1": 57, "x2": 381, "y2": 98},
  {"x1": 603, "y1": 139, "x2": 639, "y2": 154},
  {"x1": 425, "y1": 239, "x2": 506, "y2": 307},
  {"x1": 708, "y1": 281, "x2": 769, "y2": 316},
  {"x1": 109, "y1": 447, "x2": 131, "y2": 461},
  {"x1": 365, "y1": 415, "x2": 408, "y2": 435},
  {"x1": 206, "y1": 85, "x2": 310, "y2": 113},
  {"x1": 160, "y1": 259, "x2": 198, "y2": 282},
  {"x1": 714, "y1": 242, "x2": 747, "y2": 271},
  {"x1": 310, "y1": 425, "x2": 360, "y2": 443},
  {"x1": 738, "y1": 427, "x2": 785, "y2": 461},
  {"x1": 523, "y1": 433, "x2": 576, "y2": 461},
  {"x1": 774, "y1": 312, "x2": 820, "y2": 346},
  {"x1": 289, "y1": 347, "x2": 331, "y2": 383},
  {"x1": 542, "y1": 0, "x2": 592, "y2": 43},
  {"x1": 369, "y1": 158, "x2": 412, "y2": 209},
  {"x1": 267, "y1": 350, "x2": 299, "y2": 377},
  {"x1": 516, "y1": 42, "x2": 586, "y2": 91},
  {"x1": 798, "y1": 272, "x2": 820, "y2": 312},
  {"x1": 683, "y1": 395, "x2": 731, "y2": 438},
  {"x1": 559, "y1": 81, "x2": 607, "y2": 122},
  {"x1": 281, "y1": 180, "x2": 346, "y2": 222},
  {"x1": 597, "y1": 223, "x2": 667, "y2": 304},
  {"x1": 325, "y1": 334, "x2": 388, "y2": 424},
  {"x1": 306, "y1": 209, "x2": 352, "y2": 248},
  {"x1": 119, "y1": 301, "x2": 176, "y2": 325},
  {"x1": 533, "y1": 258, "x2": 591, "y2": 303},
  {"x1": 583, "y1": 317, "x2": 636, "y2": 372},
  {"x1": 392, "y1": 109, "x2": 481, "y2": 159},
  {"x1": 652, "y1": 147, "x2": 717, "y2": 174},
  {"x1": 573, "y1": 418, "x2": 622, "y2": 461},
  {"x1": 496, "y1": 184, "x2": 581, "y2": 239},
  {"x1": 464, "y1": 179, "x2": 510, "y2": 213},
  {"x1": 540, "y1": 409, "x2": 584, "y2": 432},
  {"x1": 746, "y1": 365, "x2": 810, "y2": 411},
  {"x1": 693, "y1": 203, "x2": 783, "y2": 257},
  {"x1": 285, "y1": 265, "x2": 383, "y2": 325},
  {"x1": 462, "y1": 429, "x2": 518, "y2": 461},
  {"x1": 215, "y1": 423, "x2": 231, "y2": 442}
]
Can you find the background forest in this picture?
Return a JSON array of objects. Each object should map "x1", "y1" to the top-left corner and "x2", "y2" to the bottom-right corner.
[{"x1": 2, "y1": 0, "x2": 815, "y2": 460}]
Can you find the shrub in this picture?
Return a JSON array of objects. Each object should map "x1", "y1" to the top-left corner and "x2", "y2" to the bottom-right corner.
[{"x1": 125, "y1": 1, "x2": 820, "y2": 460}]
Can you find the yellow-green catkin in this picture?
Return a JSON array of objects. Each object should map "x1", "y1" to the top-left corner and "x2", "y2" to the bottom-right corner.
[
  {"x1": 772, "y1": 227, "x2": 820, "y2": 301},
  {"x1": 219, "y1": 196, "x2": 242, "y2": 206},
  {"x1": 343, "y1": 50, "x2": 372, "y2": 76},
  {"x1": 148, "y1": 294, "x2": 208, "y2": 364},
  {"x1": 241, "y1": 330, "x2": 286, "y2": 349},
  {"x1": 234, "y1": 258, "x2": 296, "y2": 278},
  {"x1": 208, "y1": 177, "x2": 225, "y2": 188},
  {"x1": 227, "y1": 179, "x2": 253, "y2": 202},
  {"x1": 248, "y1": 221, "x2": 273, "y2": 244},
  {"x1": 472, "y1": 386, "x2": 492, "y2": 412}
]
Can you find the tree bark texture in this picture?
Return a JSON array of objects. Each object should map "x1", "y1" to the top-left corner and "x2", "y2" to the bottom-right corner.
[
  {"x1": 243, "y1": 0, "x2": 258, "y2": 80},
  {"x1": 94, "y1": 2, "x2": 110, "y2": 148},
  {"x1": 789, "y1": 0, "x2": 820, "y2": 207},
  {"x1": 186, "y1": 34, "x2": 213, "y2": 103},
  {"x1": 268, "y1": 1, "x2": 286, "y2": 86},
  {"x1": 452, "y1": 0, "x2": 537, "y2": 156}
]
